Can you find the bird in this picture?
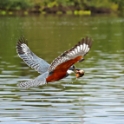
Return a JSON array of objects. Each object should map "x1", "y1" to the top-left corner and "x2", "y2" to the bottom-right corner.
[{"x1": 16, "y1": 37, "x2": 92, "y2": 88}]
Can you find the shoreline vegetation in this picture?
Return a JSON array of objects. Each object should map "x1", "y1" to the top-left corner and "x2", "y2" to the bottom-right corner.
[{"x1": 0, "y1": 0, "x2": 124, "y2": 16}]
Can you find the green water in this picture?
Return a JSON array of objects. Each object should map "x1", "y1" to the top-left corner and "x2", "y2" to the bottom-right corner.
[{"x1": 0, "y1": 15, "x2": 124, "y2": 124}]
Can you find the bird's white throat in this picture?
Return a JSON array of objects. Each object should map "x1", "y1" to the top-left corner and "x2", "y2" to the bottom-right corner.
[{"x1": 67, "y1": 70, "x2": 74, "y2": 74}]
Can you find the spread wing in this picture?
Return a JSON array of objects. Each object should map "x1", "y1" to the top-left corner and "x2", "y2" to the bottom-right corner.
[
  {"x1": 48, "y1": 37, "x2": 92, "y2": 73},
  {"x1": 16, "y1": 37, "x2": 50, "y2": 74},
  {"x1": 17, "y1": 71, "x2": 49, "y2": 88}
]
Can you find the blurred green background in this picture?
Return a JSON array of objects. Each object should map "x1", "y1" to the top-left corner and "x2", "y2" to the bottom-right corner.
[{"x1": 0, "y1": 0, "x2": 124, "y2": 15}]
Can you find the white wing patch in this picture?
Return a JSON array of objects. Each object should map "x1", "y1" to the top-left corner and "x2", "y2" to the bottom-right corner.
[{"x1": 20, "y1": 43, "x2": 29, "y2": 53}]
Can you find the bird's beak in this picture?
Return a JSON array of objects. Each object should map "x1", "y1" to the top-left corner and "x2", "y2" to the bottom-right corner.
[{"x1": 75, "y1": 69, "x2": 84, "y2": 78}]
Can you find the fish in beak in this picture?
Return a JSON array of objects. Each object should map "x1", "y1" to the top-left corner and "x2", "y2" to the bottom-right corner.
[{"x1": 75, "y1": 69, "x2": 84, "y2": 78}]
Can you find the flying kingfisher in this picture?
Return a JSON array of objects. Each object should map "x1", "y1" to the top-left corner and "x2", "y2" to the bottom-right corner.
[{"x1": 16, "y1": 37, "x2": 92, "y2": 88}]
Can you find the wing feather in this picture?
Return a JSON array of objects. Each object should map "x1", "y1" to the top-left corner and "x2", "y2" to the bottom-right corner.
[
  {"x1": 49, "y1": 37, "x2": 92, "y2": 73},
  {"x1": 17, "y1": 71, "x2": 49, "y2": 89},
  {"x1": 16, "y1": 37, "x2": 50, "y2": 74}
]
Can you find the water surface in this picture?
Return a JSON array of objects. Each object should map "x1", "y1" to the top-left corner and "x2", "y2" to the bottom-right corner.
[{"x1": 0, "y1": 15, "x2": 124, "y2": 124}]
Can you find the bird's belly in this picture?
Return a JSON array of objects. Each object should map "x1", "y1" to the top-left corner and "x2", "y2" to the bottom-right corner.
[{"x1": 46, "y1": 72, "x2": 66, "y2": 82}]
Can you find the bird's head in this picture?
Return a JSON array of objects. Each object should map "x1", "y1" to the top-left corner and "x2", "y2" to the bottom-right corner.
[
  {"x1": 75, "y1": 69, "x2": 84, "y2": 78},
  {"x1": 67, "y1": 66, "x2": 84, "y2": 78}
]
